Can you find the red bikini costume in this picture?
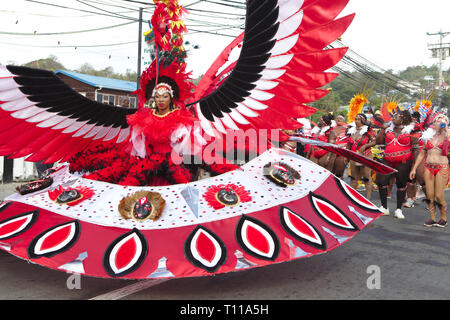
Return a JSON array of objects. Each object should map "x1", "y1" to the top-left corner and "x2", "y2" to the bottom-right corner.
[
  {"x1": 423, "y1": 139, "x2": 449, "y2": 176},
  {"x1": 383, "y1": 130, "x2": 413, "y2": 167},
  {"x1": 334, "y1": 123, "x2": 349, "y2": 148},
  {"x1": 311, "y1": 127, "x2": 333, "y2": 158},
  {"x1": 347, "y1": 127, "x2": 374, "y2": 158}
]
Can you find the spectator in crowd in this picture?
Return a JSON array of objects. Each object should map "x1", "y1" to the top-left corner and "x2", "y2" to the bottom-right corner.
[{"x1": 120, "y1": 97, "x2": 131, "y2": 108}]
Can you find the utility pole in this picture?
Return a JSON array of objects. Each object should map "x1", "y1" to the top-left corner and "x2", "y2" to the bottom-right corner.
[
  {"x1": 427, "y1": 30, "x2": 450, "y2": 110},
  {"x1": 137, "y1": 7, "x2": 143, "y2": 89}
]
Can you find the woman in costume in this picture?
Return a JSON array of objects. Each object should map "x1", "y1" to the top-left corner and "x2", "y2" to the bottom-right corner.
[
  {"x1": 0, "y1": 0, "x2": 394, "y2": 280},
  {"x1": 67, "y1": 60, "x2": 240, "y2": 186},
  {"x1": 404, "y1": 111, "x2": 425, "y2": 208},
  {"x1": 346, "y1": 113, "x2": 376, "y2": 199},
  {"x1": 309, "y1": 113, "x2": 337, "y2": 171},
  {"x1": 330, "y1": 114, "x2": 349, "y2": 179},
  {"x1": 375, "y1": 109, "x2": 418, "y2": 218},
  {"x1": 410, "y1": 113, "x2": 449, "y2": 227}
]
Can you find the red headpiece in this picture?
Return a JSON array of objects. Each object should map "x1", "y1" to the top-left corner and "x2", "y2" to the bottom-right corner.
[{"x1": 132, "y1": 59, "x2": 194, "y2": 109}]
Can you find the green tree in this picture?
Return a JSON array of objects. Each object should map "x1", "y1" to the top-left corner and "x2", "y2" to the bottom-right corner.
[{"x1": 24, "y1": 55, "x2": 65, "y2": 71}]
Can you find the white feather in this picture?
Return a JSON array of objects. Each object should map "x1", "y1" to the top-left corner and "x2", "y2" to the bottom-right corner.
[
  {"x1": 103, "y1": 126, "x2": 121, "y2": 141},
  {"x1": 195, "y1": 103, "x2": 216, "y2": 137},
  {"x1": 220, "y1": 112, "x2": 240, "y2": 130},
  {"x1": 0, "y1": 97, "x2": 35, "y2": 111},
  {"x1": 84, "y1": 126, "x2": 103, "y2": 138},
  {"x1": 261, "y1": 68, "x2": 286, "y2": 80},
  {"x1": 275, "y1": 10, "x2": 303, "y2": 39},
  {"x1": 278, "y1": 0, "x2": 304, "y2": 22},
  {"x1": 249, "y1": 89, "x2": 274, "y2": 101},
  {"x1": 36, "y1": 115, "x2": 67, "y2": 128},
  {"x1": 228, "y1": 108, "x2": 250, "y2": 125},
  {"x1": 93, "y1": 126, "x2": 113, "y2": 140},
  {"x1": 26, "y1": 111, "x2": 57, "y2": 123},
  {"x1": 10, "y1": 106, "x2": 44, "y2": 119},
  {"x1": 236, "y1": 103, "x2": 259, "y2": 117},
  {"x1": 270, "y1": 34, "x2": 299, "y2": 56},
  {"x1": 212, "y1": 115, "x2": 227, "y2": 134},
  {"x1": 0, "y1": 88, "x2": 26, "y2": 101},
  {"x1": 421, "y1": 127, "x2": 435, "y2": 142},
  {"x1": 0, "y1": 77, "x2": 19, "y2": 91},
  {"x1": 254, "y1": 79, "x2": 279, "y2": 90},
  {"x1": 116, "y1": 127, "x2": 131, "y2": 143},
  {"x1": 72, "y1": 124, "x2": 96, "y2": 137},
  {"x1": 265, "y1": 54, "x2": 294, "y2": 69},
  {"x1": 62, "y1": 120, "x2": 89, "y2": 134},
  {"x1": 241, "y1": 97, "x2": 269, "y2": 111},
  {"x1": 0, "y1": 65, "x2": 13, "y2": 78},
  {"x1": 51, "y1": 118, "x2": 77, "y2": 130}
]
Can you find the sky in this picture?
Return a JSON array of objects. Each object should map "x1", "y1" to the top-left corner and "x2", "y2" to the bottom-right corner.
[{"x1": 0, "y1": 0, "x2": 449, "y2": 79}]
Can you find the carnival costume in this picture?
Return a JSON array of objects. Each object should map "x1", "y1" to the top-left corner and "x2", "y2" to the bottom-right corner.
[
  {"x1": 346, "y1": 121, "x2": 375, "y2": 158},
  {"x1": 334, "y1": 120, "x2": 349, "y2": 147},
  {"x1": 0, "y1": 0, "x2": 393, "y2": 279},
  {"x1": 414, "y1": 112, "x2": 450, "y2": 227},
  {"x1": 309, "y1": 114, "x2": 336, "y2": 160},
  {"x1": 375, "y1": 104, "x2": 417, "y2": 217}
]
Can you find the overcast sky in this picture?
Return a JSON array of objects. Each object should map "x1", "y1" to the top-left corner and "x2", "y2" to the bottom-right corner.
[{"x1": 0, "y1": 0, "x2": 449, "y2": 78}]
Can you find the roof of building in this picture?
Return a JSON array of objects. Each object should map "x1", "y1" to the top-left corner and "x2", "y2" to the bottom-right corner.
[{"x1": 55, "y1": 69, "x2": 137, "y2": 92}]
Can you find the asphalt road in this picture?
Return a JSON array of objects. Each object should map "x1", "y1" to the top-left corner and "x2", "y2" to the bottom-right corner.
[{"x1": 0, "y1": 182, "x2": 448, "y2": 302}]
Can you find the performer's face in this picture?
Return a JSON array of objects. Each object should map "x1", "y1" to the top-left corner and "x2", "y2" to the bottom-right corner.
[
  {"x1": 434, "y1": 115, "x2": 448, "y2": 131},
  {"x1": 155, "y1": 92, "x2": 171, "y2": 112},
  {"x1": 392, "y1": 113, "x2": 403, "y2": 125},
  {"x1": 318, "y1": 118, "x2": 327, "y2": 127},
  {"x1": 355, "y1": 115, "x2": 364, "y2": 127}
]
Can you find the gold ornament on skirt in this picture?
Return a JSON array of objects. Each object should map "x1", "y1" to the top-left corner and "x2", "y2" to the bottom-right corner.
[{"x1": 118, "y1": 191, "x2": 165, "y2": 221}]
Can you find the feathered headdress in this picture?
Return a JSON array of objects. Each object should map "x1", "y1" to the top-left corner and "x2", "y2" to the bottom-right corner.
[
  {"x1": 380, "y1": 97, "x2": 404, "y2": 122},
  {"x1": 347, "y1": 94, "x2": 368, "y2": 123},
  {"x1": 147, "y1": 0, "x2": 189, "y2": 58},
  {"x1": 347, "y1": 82, "x2": 371, "y2": 123},
  {"x1": 414, "y1": 90, "x2": 434, "y2": 112},
  {"x1": 133, "y1": 59, "x2": 194, "y2": 109}
]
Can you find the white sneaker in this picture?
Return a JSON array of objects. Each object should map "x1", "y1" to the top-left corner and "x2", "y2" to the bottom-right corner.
[
  {"x1": 394, "y1": 209, "x2": 405, "y2": 219},
  {"x1": 403, "y1": 198, "x2": 414, "y2": 208},
  {"x1": 380, "y1": 206, "x2": 390, "y2": 215}
]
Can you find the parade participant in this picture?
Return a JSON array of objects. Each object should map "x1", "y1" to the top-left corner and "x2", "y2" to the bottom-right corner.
[
  {"x1": 309, "y1": 113, "x2": 337, "y2": 171},
  {"x1": 410, "y1": 113, "x2": 449, "y2": 227},
  {"x1": 375, "y1": 109, "x2": 417, "y2": 218},
  {"x1": 404, "y1": 111, "x2": 425, "y2": 208},
  {"x1": 346, "y1": 113, "x2": 376, "y2": 199},
  {"x1": 331, "y1": 115, "x2": 349, "y2": 178}
]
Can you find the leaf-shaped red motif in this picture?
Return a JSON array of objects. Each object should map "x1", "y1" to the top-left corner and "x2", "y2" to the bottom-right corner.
[
  {"x1": 114, "y1": 236, "x2": 138, "y2": 271},
  {"x1": 40, "y1": 224, "x2": 72, "y2": 251},
  {"x1": 196, "y1": 231, "x2": 217, "y2": 263}
]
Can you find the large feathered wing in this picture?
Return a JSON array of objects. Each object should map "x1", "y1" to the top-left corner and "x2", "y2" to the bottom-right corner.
[
  {"x1": 0, "y1": 65, "x2": 136, "y2": 163},
  {"x1": 190, "y1": 0, "x2": 354, "y2": 138}
]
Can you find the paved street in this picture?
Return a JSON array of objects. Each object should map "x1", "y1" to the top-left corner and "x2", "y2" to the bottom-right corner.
[{"x1": 0, "y1": 182, "x2": 448, "y2": 301}]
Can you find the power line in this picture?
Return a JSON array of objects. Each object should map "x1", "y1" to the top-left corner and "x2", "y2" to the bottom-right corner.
[
  {"x1": 0, "y1": 21, "x2": 136, "y2": 36},
  {"x1": 0, "y1": 40, "x2": 136, "y2": 48},
  {"x1": 24, "y1": 0, "x2": 142, "y2": 21}
]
